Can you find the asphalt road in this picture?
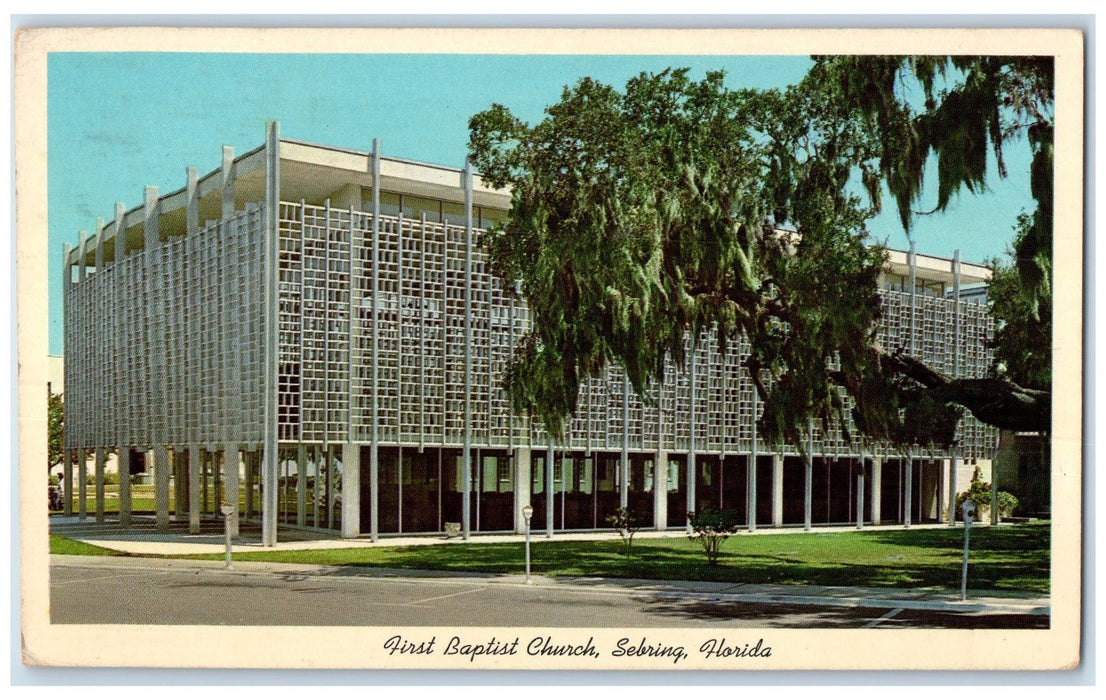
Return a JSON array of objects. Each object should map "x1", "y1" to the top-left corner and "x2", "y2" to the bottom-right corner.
[{"x1": 50, "y1": 559, "x2": 1047, "y2": 629}]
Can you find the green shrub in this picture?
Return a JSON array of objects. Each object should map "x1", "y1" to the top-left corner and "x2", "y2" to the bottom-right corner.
[
  {"x1": 605, "y1": 507, "x2": 641, "y2": 556},
  {"x1": 955, "y1": 466, "x2": 1019, "y2": 520},
  {"x1": 688, "y1": 507, "x2": 742, "y2": 566}
]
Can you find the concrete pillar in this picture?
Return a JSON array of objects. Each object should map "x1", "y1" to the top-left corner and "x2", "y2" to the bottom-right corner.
[
  {"x1": 653, "y1": 450, "x2": 668, "y2": 531},
  {"x1": 341, "y1": 445, "x2": 361, "y2": 538},
  {"x1": 62, "y1": 449, "x2": 72, "y2": 516},
  {"x1": 856, "y1": 453, "x2": 865, "y2": 530},
  {"x1": 117, "y1": 448, "x2": 131, "y2": 528},
  {"x1": 771, "y1": 455, "x2": 783, "y2": 527},
  {"x1": 172, "y1": 452, "x2": 186, "y2": 522},
  {"x1": 213, "y1": 452, "x2": 222, "y2": 516},
  {"x1": 77, "y1": 448, "x2": 87, "y2": 520},
  {"x1": 870, "y1": 457, "x2": 883, "y2": 524},
  {"x1": 948, "y1": 453, "x2": 959, "y2": 527},
  {"x1": 189, "y1": 448, "x2": 201, "y2": 534},
  {"x1": 747, "y1": 454, "x2": 758, "y2": 532},
  {"x1": 297, "y1": 443, "x2": 307, "y2": 527},
  {"x1": 94, "y1": 447, "x2": 105, "y2": 523},
  {"x1": 514, "y1": 448, "x2": 532, "y2": 534},
  {"x1": 224, "y1": 445, "x2": 239, "y2": 538},
  {"x1": 154, "y1": 445, "x2": 170, "y2": 532}
]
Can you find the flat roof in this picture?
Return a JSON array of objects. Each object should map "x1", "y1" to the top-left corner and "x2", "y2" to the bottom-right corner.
[{"x1": 65, "y1": 135, "x2": 991, "y2": 286}]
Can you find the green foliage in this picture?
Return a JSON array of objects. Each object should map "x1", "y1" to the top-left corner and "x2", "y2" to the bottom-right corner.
[
  {"x1": 468, "y1": 59, "x2": 1053, "y2": 448},
  {"x1": 687, "y1": 507, "x2": 742, "y2": 566},
  {"x1": 988, "y1": 215, "x2": 1052, "y2": 390},
  {"x1": 604, "y1": 507, "x2": 641, "y2": 556},
  {"x1": 48, "y1": 391, "x2": 64, "y2": 470},
  {"x1": 808, "y1": 56, "x2": 1054, "y2": 316},
  {"x1": 955, "y1": 466, "x2": 1019, "y2": 520}
]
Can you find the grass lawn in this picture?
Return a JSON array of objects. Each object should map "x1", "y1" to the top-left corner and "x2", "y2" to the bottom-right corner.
[
  {"x1": 172, "y1": 521, "x2": 1049, "y2": 594},
  {"x1": 49, "y1": 534, "x2": 128, "y2": 557}
]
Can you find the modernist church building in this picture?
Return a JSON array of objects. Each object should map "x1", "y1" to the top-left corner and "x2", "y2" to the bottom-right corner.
[{"x1": 61, "y1": 122, "x2": 997, "y2": 546}]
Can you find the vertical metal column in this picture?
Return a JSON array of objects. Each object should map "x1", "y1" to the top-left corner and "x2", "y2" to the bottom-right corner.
[
  {"x1": 620, "y1": 374, "x2": 630, "y2": 510},
  {"x1": 323, "y1": 200, "x2": 334, "y2": 531},
  {"x1": 905, "y1": 241, "x2": 916, "y2": 528},
  {"x1": 686, "y1": 345, "x2": 696, "y2": 533},
  {"x1": 94, "y1": 447, "x2": 105, "y2": 522},
  {"x1": 545, "y1": 441, "x2": 554, "y2": 538},
  {"x1": 261, "y1": 121, "x2": 280, "y2": 546},
  {"x1": 419, "y1": 214, "x2": 427, "y2": 453},
  {"x1": 856, "y1": 445, "x2": 866, "y2": 530},
  {"x1": 462, "y1": 161, "x2": 474, "y2": 540},
  {"x1": 804, "y1": 417, "x2": 813, "y2": 532},
  {"x1": 296, "y1": 442, "x2": 307, "y2": 527},
  {"x1": 370, "y1": 139, "x2": 381, "y2": 542},
  {"x1": 949, "y1": 249, "x2": 961, "y2": 526},
  {"x1": 748, "y1": 381, "x2": 758, "y2": 532}
]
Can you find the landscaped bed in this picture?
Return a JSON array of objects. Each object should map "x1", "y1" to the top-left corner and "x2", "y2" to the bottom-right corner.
[{"x1": 50, "y1": 521, "x2": 1050, "y2": 594}]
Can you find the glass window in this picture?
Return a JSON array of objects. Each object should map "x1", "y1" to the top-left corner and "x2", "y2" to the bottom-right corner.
[
  {"x1": 377, "y1": 192, "x2": 401, "y2": 217},
  {"x1": 443, "y1": 201, "x2": 465, "y2": 226},
  {"x1": 481, "y1": 207, "x2": 508, "y2": 228},
  {"x1": 402, "y1": 195, "x2": 442, "y2": 223}
]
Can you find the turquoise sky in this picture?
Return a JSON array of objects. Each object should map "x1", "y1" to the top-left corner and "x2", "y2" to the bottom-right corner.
[{"x1": 47, "y1": 52, "x2": 1035, "y2": 356}]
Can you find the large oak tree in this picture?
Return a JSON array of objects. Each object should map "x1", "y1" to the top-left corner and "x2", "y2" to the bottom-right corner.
[{"x1": 467, "y1": 58, "x2": 1052, "y2": 450}]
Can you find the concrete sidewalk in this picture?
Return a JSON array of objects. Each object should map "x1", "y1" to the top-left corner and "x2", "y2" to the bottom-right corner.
[{"x1": 49, "y1": 515, "x2": 1049, "y2": 618}]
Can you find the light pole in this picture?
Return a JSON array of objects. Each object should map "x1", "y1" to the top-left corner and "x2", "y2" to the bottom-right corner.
[{"x1": 522, "y1": 504, "x2": 533, "y2": 584}]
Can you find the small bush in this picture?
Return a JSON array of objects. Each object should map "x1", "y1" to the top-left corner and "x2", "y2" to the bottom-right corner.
[
  {"x1": 955, "y1": 466, "x2": 1019, "y2": 520},
  {"x1": 605, "y1": 507, "x2": 641, "y2": 557},
  {"x1": 688, "y1": 507, "x2": 742, "y2": 566}
]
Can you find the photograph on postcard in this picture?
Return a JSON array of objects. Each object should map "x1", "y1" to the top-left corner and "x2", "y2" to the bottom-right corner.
[{"x1": 15, "y1": 26, "x2": 1083, "y2": 670}]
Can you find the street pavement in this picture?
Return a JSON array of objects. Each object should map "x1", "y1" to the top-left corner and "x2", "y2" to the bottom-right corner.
[{"x1": 47, "y1": 515, "x2": 1049, "y2": 628}]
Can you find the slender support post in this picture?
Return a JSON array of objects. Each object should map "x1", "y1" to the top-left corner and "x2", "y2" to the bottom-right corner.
[
  {"x1": 856, "y1": 446, "x2": 866, "y2": 530},
  {"x1": 748, "y1": 387, "x2": 758, "y2": 532},
  {"x1": 118, "y1": 448, "x2": 131, "y2": 528},
  {"x1": 224, "y1": 445, "x2": 239, "y2": 538},
  {"x1": 94, "y1": 447, "x2": 105, "y2": 523},
  {"x1": 905, "y1": 451, "x2": 913, "y2": 528},
  {"x1": 189, "y1": 448, "x2": 201, "y2": 534},
  {"x1": 620, "y1": 374, "x2": 630, "y2": 510},
  {"x1": 341, "y1": 443, "x2": 361, "y2": 538},
  {"x1": 370, "y1": 139, "x2": 381, "y2": 543},
  {"x1": 462, "y1": 160, "x2": 474, "y2": 540},
  {"x1": 297, "y1": 443, "x2": 307, "y2": 526},
  {"x1": 949, "y1": 250, "x2": 961, "y2": 526},
  {"x1": 871, "y1": 457, "x2": 883, "y2": 524},
  {"x1": 545, "y1": 441, "x2": 554, "y2": 538},
  {"x1": 62, "y1": 449, "x2": 73, "y2": 517},
  {"x1": 771, "y1": 455, "x2": 783, "y2": 527},
  {"x1": 77, "y1": 448, "x2": 87, "y2": 520},
  {"x1": 261, "y1": 122, "x2": 280, "y2": 546},
  {"x1": 686, "y1": 346, "x2": 697, "y2": 533},
  {"x1": 154, "y1": 445, "x2": 170, "y2": 532},
  {"x1": 804, "y1": 419, "x2": 813, "y2": 532},
  {"x1": 514, "y1": 448, "x2": 532, "y2": 534}
]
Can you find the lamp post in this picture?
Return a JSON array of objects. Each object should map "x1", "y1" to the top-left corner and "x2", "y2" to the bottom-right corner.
[{"x1": 522, "y1": 504, "x2": 533, "y2": 584}]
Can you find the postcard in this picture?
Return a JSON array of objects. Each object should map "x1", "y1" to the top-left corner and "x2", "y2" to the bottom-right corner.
[{"x1": 14, "y1": 25, "x2": 1083, "y2": 671}]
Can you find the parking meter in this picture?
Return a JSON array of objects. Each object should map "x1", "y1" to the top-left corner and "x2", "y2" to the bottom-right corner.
[
  {"x1": 960, "y1": 499, "x2": 975, "y2": 601},
  {"x1": 220, "y1": 502, "x2": 235, "y2": 569}
]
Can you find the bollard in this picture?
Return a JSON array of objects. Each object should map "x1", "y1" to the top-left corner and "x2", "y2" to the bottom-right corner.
[{"x1": 961, "y1": 498, "x2": 976, "y2": 601}]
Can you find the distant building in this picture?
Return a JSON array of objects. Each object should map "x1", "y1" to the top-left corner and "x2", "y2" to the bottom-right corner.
[{"x1": 62, "y1": 123, "x2": 997, "y2": 543}]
